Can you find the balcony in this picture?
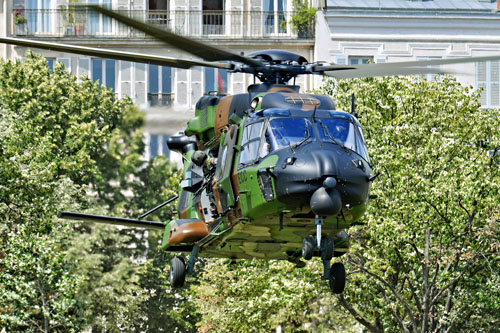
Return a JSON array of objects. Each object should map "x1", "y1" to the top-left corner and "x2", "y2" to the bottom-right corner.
[
  {"x1": 11, "y1": 9, "x2": 315, "y2": 39},
  {"x1": 148, "y1": 92, "x2": 174, "y2": 107}
]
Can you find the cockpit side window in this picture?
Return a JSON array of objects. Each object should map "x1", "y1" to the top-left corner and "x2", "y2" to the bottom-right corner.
[{"x1": 239, "y1": 121, "x2": 264, "y2": 166}]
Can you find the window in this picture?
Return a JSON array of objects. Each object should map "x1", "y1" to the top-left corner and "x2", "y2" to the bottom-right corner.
[
  {"x1": 149, "y1": 0, "x2": 168, "y2": 10},
  {"x1": 477, "y1": 61, "x2": 500, "y2": 108},
  {"x1": 148, "y1": 0, "x2": 169, "y2": 25},
  {"x1": 27, "y1": 0, "x2": 52, "y2": 33},
  {"x1": 148, "y1": 65, "x2": 172, "y2": 106},
  {"x1": 202, "y1": 0, "x2": 224, "y2": 35},
  {"x1": 149, "y1": 134, "x2": 171, "y2": 159},
  {"x1": 349, "y1": 56, "x2": 373, "y2": 65},
  {"x1": 46, "y1": 58, "x2": 55, "y2": 71},
  {"x1": 91, "y1": 59, "x2": 115, "y2": 92},
  {"x1": 90, "y1": 59, "x2": 115, "y2": 89},
  {"x1": 88, "y1": 0, "x2": 112, "y2": 34},
  {"x1": 204, "y1": 67, "x2": 227, "y2": 94},
  {"x1": 264, "y1": 0, "x2": 287, "y2": 34},
  {"x1": 239, "y1": 121, "x2": 264, "y2": 166}
]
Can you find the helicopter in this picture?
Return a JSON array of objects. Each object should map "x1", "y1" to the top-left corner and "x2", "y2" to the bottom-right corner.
[{"x1": 3, "y1": 5, "x2": 500, "y2": 294}]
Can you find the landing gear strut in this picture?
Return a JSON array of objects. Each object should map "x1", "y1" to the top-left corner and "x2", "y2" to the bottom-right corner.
[{"x1": 300, "y1": 216, "x2": 346, "y2": 293}]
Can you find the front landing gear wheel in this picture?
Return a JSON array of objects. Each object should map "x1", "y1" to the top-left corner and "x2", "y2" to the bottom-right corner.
[
  {"x1": 302, "y1": 237, "x2": 314, "y2": 260},
  {"x1": 329, "y1": 262, "x2": 346, "y2": 294},
  {"x1": 170, "y1": 256, "x2": 186, "y2": 288}
]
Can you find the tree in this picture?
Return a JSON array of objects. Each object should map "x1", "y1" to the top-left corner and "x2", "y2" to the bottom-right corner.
[
  {"x1": 0, "y1": 51, "x2": 129, "y2": 331},
  {"x1": 320, "y1": 75, "x2": 500, "y2": 332},
  {"x1": 191, "y1": 259, "x2": 359, "y2": 332},
  {"x1": 0, "y1": 52, "x2": 190, "y2": 331}
]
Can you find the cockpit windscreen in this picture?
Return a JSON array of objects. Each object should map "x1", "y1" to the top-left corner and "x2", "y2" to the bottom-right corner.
[
  {"x1": 266, "y1": 118, "x2": 315, "y2": 151},
  {"x1": 318, "y1": 118, "x2": 369, "y2": 161}
]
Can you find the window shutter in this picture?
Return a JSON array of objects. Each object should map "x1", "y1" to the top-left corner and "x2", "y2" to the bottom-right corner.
[
  {"x1": 120, "y1": 61, "x2": 133, "y2": 99},
  {"x1": 191, "y1": 67, "x2": 202, "y2": 106},
  {"x1": 374, "y1": 56, "x2": 387, "y2": 64},
  {"x1": 231, "y1": 73, "x2": 245, "y2": 94},
  {"x1": 77, "y1": 58, "x2": 90, "y2": 82},
  {"x1": 135, "y1": 63, "x2": 147, "y2": 105},
  {"x1": 490, "y1": 61, "x2": 499, "y2": 107},
  {"x1": 175, "y1": 68, "x2": 188, "y2": 105},
  {"x1": 477, "y1": 62, "x2": 487, "y2": 106}
]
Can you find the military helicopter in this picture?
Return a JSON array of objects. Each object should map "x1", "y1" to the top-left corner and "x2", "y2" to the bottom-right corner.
[{"x1": 3, "y1": 5, "x2": 500, "y2": 294}]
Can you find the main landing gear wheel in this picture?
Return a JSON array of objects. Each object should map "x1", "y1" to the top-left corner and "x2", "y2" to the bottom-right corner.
[
  {"x1": 302, "y1": 237, "x2": 314, "y2": 260},
  {"x1": 329, "y1": 262, "x2": 346, "y2": 294},
  {"x1": 170, "y1": 256, "x2": 186, "y2": 288}
]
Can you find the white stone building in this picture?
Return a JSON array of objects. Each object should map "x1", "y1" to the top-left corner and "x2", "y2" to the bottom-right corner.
[
  {"x1": 318, "y1": 0, "x2": 500, "y2": 108},
  {"x1": 0, "y1": 0, "x2": 317, "y2": 164}
]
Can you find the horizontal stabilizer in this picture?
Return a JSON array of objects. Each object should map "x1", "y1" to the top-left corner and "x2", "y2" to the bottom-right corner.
[{"x1": 58, "y1": 211, "x2": 165, "y2": 230}]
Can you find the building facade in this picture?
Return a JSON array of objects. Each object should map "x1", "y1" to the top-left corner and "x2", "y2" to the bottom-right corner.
[
  {"x1": 0, "y1": 0, "x2": 317, "y2": 163},
  {"x1": 321, "y1": 0, "x2": 500, "y2": 108}
]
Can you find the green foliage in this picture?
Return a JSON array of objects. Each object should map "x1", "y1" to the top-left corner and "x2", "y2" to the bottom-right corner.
[
  {"x1": 0, "y1": 52, "x2": 189, "y2": 331},
  {"x1": 192, "y1": 259, "x2": 359, "y2": 332},
  {"x1": 321, "y1": 75, "x2": 500, "y2": 331},
  {"x1": 291, "y1": 0, "x2": 316, "y2": 33}
]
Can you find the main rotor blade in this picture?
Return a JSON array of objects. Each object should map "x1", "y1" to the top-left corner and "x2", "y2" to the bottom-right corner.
[
  {"x1": 58, "y1": 211, "x2": 165, "y2": 230},
  {"x1": 315, "y1": 53, "x2": 500, "y2": 79},
  {"x1": 322, "y1": 66, "x2": 445, "y2": 79},
  {"x1": 87, "y1": 5, "x2": 262, "y2": 67},
  {"x1": 0, "y1": 37, "x2": 231, "y2": 70}
]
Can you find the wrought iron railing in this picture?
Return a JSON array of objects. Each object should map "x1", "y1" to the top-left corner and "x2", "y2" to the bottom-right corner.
[
  {"x1": 11, "y1": 9, "x2": 315, "y2": 39},
  {"x1": 148, "y1": 92, "x2": 174, "y2": 106}
]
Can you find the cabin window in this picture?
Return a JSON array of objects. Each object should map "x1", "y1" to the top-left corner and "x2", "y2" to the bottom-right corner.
[
  {"x1": 239, "y1": 121, "x2": 264, "y2": 166},
  {"x1": 318, "y1": 119, "x2": 369, "y2": 162},
  {"x1": 266, "y1": 118, "x2": 315, "y2": 151}
]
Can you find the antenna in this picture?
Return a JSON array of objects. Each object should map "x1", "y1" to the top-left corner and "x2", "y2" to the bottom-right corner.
[
  {"x1": 311, "y1": 104, "x2": 318, "y2": 122},
  {"x1": 351, "y1": 93, "x2": 359, "y2": 118}
]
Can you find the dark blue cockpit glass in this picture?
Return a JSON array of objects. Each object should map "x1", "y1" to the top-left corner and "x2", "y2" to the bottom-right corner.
[
  {"x1": 266, "y1": 118, "x2": 315, "y2": 151},
  {"x1": 318, "y1": 118, "x2": 369, "y2": 161}
]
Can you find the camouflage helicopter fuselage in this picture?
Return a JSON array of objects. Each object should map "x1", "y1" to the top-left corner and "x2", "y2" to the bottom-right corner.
[{"x1": 163, "y1": 84, "x2": 373, "y2": 262}]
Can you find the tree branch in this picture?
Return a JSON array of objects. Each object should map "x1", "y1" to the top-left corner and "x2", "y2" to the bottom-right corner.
[
  {"x1": 337, "y1": 294, "x2": 381, "y2": 333},
  {"x1": 377, "y1": 284, "x2": 409, "y2": 333},
  {"x1": 355, "y1": 264, "x2": 419, "y2": 333}
]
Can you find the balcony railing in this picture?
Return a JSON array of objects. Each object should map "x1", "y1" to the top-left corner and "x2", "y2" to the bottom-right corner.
[
  {"x1": 148, "y1": 92, "x2": 174, "y2": 107},
  {"x1": 12, "y1": 9, "x2": 315, "y2": 39}
]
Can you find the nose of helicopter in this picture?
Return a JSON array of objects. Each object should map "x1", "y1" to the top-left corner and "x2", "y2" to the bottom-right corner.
[
  {"x1": 309, "y1": 177, "x2": 342, "y2": 216},
  {"x1": 272, "y1": 142, "x2": 371, "y2": 216}
]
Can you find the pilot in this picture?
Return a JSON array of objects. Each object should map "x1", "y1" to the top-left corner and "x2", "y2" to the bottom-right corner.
[{"x1": 191, "y1": 150, "x2": 217, "y2": 174}]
